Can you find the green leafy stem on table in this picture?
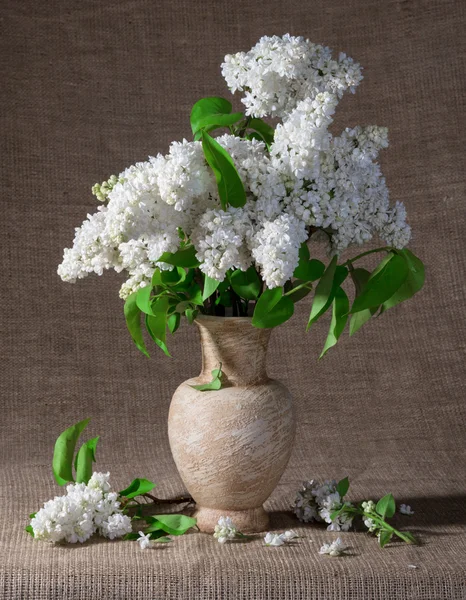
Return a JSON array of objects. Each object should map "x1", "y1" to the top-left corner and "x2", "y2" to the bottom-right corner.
[
  {"x1": 118, "y1": 96, "x2": 425, "y2": 360},
  {"x1": 331, "y1": 477, "x2": 417, "y2": 548}
]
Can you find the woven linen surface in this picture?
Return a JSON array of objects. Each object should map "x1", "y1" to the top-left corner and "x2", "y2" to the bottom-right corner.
[{"x1": 1, "y1": 0, "x2": 465, "y2": 599}]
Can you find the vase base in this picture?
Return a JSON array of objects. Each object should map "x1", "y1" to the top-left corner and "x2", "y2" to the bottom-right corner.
[{"x1": 193, "y1": 505, "x2": 269, "y2": 533}]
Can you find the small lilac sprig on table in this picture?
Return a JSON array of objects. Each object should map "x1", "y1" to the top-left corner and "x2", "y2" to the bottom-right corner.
[
  {"x1": 293, "y1": 477, "x2": 417, "y2": 548},
  {"x1": 26, "y1": 419, "x2": 197, "y2": 546}
]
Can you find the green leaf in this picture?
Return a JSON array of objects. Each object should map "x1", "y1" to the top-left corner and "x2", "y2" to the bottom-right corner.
[
  {"x1": 350, "y1": 253, "x2": 409, "y2": 313},
  {"x1": 252, "y1": 287, "x2": 294, "y2": 329},
  {"x1": 376, "y1": 493, "x2": 396, "y2": 519},
  {"x1": 147, "y1": 296, "x2": 169, "y2": 344},
  {"x1": 319, "y1": 287, "x2": 349, "y2": 358},
  {"x1": 190, "y1": 364, "x2": 223, "y2": 391},
  {"x1": 349, "y1": 268, "x2": 378, "y2": 335},
  {"x1": 229, "y1": 267, "x2": 261, "y2": 300},
  {"x1": 336, "y1": 477, "x2": 350, "y2": 499},
  {"x1": 185, "y1": 283, "x2": 203, "y2": 306},
  {"x1": 159, "y1": 267, "x2": 187, "y2": 288},
  {"x1": 167, "y1": 312, "x2": 181, "y2": 334},
  {"x1": 201, "y1": 131, "x2": 246, "y2": 209},
  {"x1": 52, "y1": 418, "x2": 90, "y2": 485},
  {"x1": 378, "y1": 529, "x2": 393, "y2": 548},
  {"x1": 247, "y1": 118, "x2": 275, "y2": 147},
  {"x1": 381, "y1": 249, "x2": 425, "y2": 312},
  {"x1": 136, "y1": 284, "x2": 156, "y2": 316},
  {"x1": 293, "y1": 244, "x2": 325, "y2": 281},
  {"x1": 124, "y1": 292, "x2": 150, "y2": 357},
  {"x1": 185, "y1": 308, "x2": 198, "y2": 324},
  {"x1": 191, "y1": 97, "x2": 242, "y2": 135},
  {"x1": 25, "y1": 525, "x2": 34, "y2": 537},
  {"x1": 74, "y1": 436, "x2": 99, "y2": 484},
  {"x1": 29, "y1": 513, "x2": 36, "y2": 519},
  {"x1": 119, "y1": 478, "x2": 156, "y2": 499},
  {"x1": 147, "y1": 514, "x2": 197, "y2": 536},
  {"x1": 145, "y1": 315, "x2": 171, "y2": 357},
  {"x1": 307, "y1": 256, "x2": 338, "y2": 328},
  {"x1": 151, "y1": 534, "x2": 172, "y2": 543},
  {"x1": 202, "y1": 275, "x2": 221, "y2": 301},
  {"x1": 157, "y1": 246, "x2": 200, "y2": 268}
]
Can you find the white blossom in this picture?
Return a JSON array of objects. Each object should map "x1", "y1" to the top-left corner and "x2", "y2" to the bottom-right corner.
[
  {"x1": 264, "y1": 532, "x2": 285, "y2": 547},
  {"x1": 293, "y1": 479, "x2": 354, "y2": 531},
  {"x1": 213, "y1": 516, "x2": 238, "y2": 543},
  {"x1": 137, "y1": 531, "x2": 152, "y2": 550},
  {"x1": 399, "y1": 504, "x2": 414, "y2": 515},
  {"x1": 319, "y1": 536, "x2": 347, "y2": 556}
]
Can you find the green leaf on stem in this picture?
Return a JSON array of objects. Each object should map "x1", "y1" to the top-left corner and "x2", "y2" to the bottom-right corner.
[
  {"x1": 349, "y1": 268, "x2": 378, "y2": 335},
  {"x1": 202, "y1": 275, "x2": 221, "y2": 301},
  {"x1": 201, "y1": 131, "x2": 246, "y2": 209},
  {"x1": 319, "y1": 287, "x2": 349, "y2": 358},
  {"x1": 185, "y1": 308, "x2": 198, "y2": 324},
  {"x1": 145, "y1": 315, "x2": 171, "y2": 357},
  {"x1": 190, "y1": 364, "x2": 223, "y2": 391},
  {"x1": 336, "y1": 477, "x2": 350, "y2": 499},
  {"x1": 307, "y1": 257, "x2": 349, "y2": 329},
  {"x1": 146, "y1": 514, "x2": 197, "y2": 536},
  {"x1": 247, "y1": 118, "x2": 275, "y2": 147},
  {"x1": 25, "y1": 525, "x2": 34, "y2": 537},
  {"x1": 350, "y1": 253, "x2": 409, "y2": 314},
  {"x1": 376, "y1": 493, "x2": 396, "y2": 519},
  {"x1": 229, "y1": 267, "x2": 261, "y2": 300},
  {"x1": 287, "y1": 279, "x2": 313, "y2": 303},
  {"x1": 146, "y1": 296, "x2": 170, "y2": 344},
  {"x1": 119, "y1": 478, "x2": 156, "y2": 499},
  {"x1": 74, "y1": 436, "x2": 99, "y2": 484},
  {"x1": 167, "y1": 313, "x2": 181, "y2": 334},
  {"x1": 136, "y1": 284, "x2": 156, "y2": 316},
  {"x1": 191, "y1": 97, "x2": 243, "y2": 136},
  {"x1": 52, "y1": 418, "x2": 90, "y2": 486},
  {"x1": 294, "y1": 243, "x2": 325, "y2": 282},
  {"x1": 252, "y1": 287, "x2": 294, "y2": 328},
  {"x1": 124, "y1": 293, "x2": 150, "y2": 357},
  {"x1": 157, "y1": 246, "x2": 200, "y2": 268},
  {"x1": 378, "y1": 529, "x2": 393, "y2": 548},
  {"x1": 381, "y1": 249, "x2": 425, "y2": 312}
]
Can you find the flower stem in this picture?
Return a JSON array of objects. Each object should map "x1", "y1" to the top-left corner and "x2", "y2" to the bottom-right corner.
[{"x1": 342, "y1": 247, "x2": 391, "y2": 267}]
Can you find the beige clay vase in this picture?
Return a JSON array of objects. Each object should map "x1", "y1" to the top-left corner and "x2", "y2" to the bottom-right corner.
[{"x1": 168, "y1": 315, "x2": 296, "y2": 533}]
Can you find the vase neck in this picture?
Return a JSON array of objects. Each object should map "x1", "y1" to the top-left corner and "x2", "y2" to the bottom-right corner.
[{"x1": 195, "y1": 316, "x2": 271, "y2": 386}]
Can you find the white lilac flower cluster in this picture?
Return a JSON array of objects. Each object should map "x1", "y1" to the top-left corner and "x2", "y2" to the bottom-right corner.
[
  {"x1": 30, "y1": 472, "x2": 132, "y2": 543},
  {"x1": 213, "y1": 516, "x2": 239, "y2": 543},
  {"x1": 58, "y1": 34, "x2": 411, "y2": 298},
  {"x1": 293, "y1": 479, "x2": 354, "y2": 532}
]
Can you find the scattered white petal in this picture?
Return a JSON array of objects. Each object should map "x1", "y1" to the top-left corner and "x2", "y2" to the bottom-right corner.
[
  {"x1": 264, "y1": 532, "x2": 285, "y2": 547},
  {"x1": 407, "y1": 564, "x2": 418, "y2": 569},
  {"x1": 137, "y1": 531, "x2": 152, "y2": 550},
  {"x1": 399, "y1": 504, "x2": 415, "y2": 515},
  {"x1": 319, "y1": 537, "x2": 347, "y2": 557}
]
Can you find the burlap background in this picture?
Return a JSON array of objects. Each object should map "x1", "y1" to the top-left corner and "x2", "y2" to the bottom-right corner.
[{"x1": 1, "y1": 1, "x2": 465, "y2": 598}]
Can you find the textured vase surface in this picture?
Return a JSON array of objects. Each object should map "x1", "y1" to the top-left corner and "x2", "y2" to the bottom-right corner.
[{"x1": 168, "y1": 315, "x2": 295, "y2": 533}]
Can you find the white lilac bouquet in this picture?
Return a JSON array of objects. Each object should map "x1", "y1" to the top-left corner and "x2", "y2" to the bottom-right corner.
[{"x1": 58, "y1": 34, "x2": 425, "y2": 357}]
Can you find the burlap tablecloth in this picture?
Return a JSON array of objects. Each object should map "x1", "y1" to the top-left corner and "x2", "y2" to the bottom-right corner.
[{"x1": 1, "y1": 1, "x2": 465, "y2": 598}]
